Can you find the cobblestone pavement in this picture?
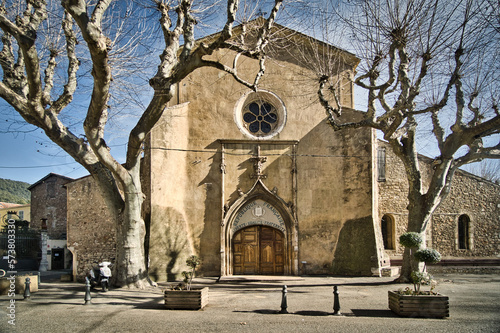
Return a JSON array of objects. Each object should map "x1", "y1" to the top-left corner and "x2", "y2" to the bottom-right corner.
[{"x1": 1, "y1": 272, "x2": 500, "y2": 333}]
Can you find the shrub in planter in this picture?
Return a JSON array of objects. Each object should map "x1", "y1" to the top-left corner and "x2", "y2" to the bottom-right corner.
[
  {"x1": 183, "y1": 255, "x2": 201, "y2": 291},
  {"x1": 399, "y1": 232, "x2": 423, "y2": 249},
  {"x1": 414, "y1": 248, "x2": 441, "y2": 265},
  {"x1": 398, "y1": 233, "x2": 441, "y2": 294},
  {"x1": 389, "y1": 232, "x2": 449, "y2": 318},
  {"x1": 164, "y1": 255, "x2": 208, "y2": 310},
  {"x1": 411, "y1": 248, "x2": 441, "y2": 293}
]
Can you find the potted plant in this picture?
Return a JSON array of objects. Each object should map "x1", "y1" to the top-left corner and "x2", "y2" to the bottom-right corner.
[
  {"x1": 388, "y1": 232, "x2": 449, "y2": 318},
  {"x1": 164, "y1": 255, "x2": 209, "y2": 310}
]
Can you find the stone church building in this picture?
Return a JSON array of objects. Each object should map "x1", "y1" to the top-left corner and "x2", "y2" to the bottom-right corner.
[{"x1": 64, "y1": 24, "x2": 500, "y2": 282}]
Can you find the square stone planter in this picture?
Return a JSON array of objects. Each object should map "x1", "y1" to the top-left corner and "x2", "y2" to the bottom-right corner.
[
  {"x1": 0, "y1": 274, "x2": 39, "y2": 295},
  {"x1": 388, "y1": 290, "x2": 449, "y2": 318},
  {"x1": 164, "y1": 287, "x2": 209, "y2": 310}
]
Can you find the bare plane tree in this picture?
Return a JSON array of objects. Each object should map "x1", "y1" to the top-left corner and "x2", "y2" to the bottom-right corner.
[
  {"x1": 307, "y1": 0, "x2": 500, "y2": 281},
  {"x1": 0, "y1": 0, "x2": 283, "y2": 287}
]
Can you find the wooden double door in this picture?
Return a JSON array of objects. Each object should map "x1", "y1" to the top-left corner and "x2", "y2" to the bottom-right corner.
[{"x1": 233, "y1": 226, "x2": 284, "y2": 275}]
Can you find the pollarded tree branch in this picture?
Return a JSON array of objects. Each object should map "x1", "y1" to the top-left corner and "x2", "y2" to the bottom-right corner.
[
  {"x1": 62, "y1": 0, "x2": 111, "y2": 136},
  {"x1": 3, "y1": 1, "x2": 47, "y2": 119},
  {"x1": 453, "y1": 141, "x2": 500, "y2": 172},
  {"x1": 452, "y1": 46, "x2": 465, "y2": 131},
  {"x1": 354, "y1": 46, "x2": 397, "y2": 92},
  {"x1": 0, "y1": 81, "x2": 29, "y2": 117},
  {"x1": 42, "y1": 49, "x2": 57, "y2": 107},
  {"x1": 0, "y1": 32, "x2": 28, "y2": 97},
  {"x1": 63, "y1": 0, "x2": 130, "y2": 195},
  {"x1": 179, "y1": 0, "x2": 196, "y2": 60},
  {"x1": 319, "y1": 73, "x2": 382, "y2": 132},
  {"x1": 253, "y1": 55, "x2": 266, "y2": 88},
  {"x1": 21, "y1": 0, "x2": 47, "y2": 33},
  {"x1": 220, "y1": 0, "x2": 238, "y2": 41},
  {"x1": 466, "y1": 91, "x2": 481, "y2": 127},
  {"x1": 50, "y1": 11, "x2": 79, "y2": 114},
  {"x1": 91, "y1": 0, "x2": 113, "y2": 26},
  {"x1": 129, "y1": 1, "x2": 284, "y2": 169},
  {"x1": 0, "y1": 9, "x2": 25, "y2": 39},
  {"x1": 126, "y1": 1, "x2": 187, "y2": 168},
  {"x1": 201, "y1": 56, "x2": 256, "y2": 89},
  {"x1": 431, "y1": 110, "x2": 445, "y2": 150},
  {"x1": 254, "y1": 0, "x2": 282, "y2": 52},
  {"x1": 149, "y1": 0, "x2": 183, "y2": 88},
  {"x1": 318, "y1": 74, "x2": 342, "y2": 119}
]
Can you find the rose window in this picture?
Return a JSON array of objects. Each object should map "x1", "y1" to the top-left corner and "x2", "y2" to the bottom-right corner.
[
  {"x1": 243, "y1": 102, "x2": 278, "y2": 135},
  {"x1": 234, "y1": 90, "x2": 286, "y2": 139}
]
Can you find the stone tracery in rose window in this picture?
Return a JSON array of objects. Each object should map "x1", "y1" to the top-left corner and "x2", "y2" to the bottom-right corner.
[{"x1": 242, "y1": 101, "x2": 278, "y2": 136}]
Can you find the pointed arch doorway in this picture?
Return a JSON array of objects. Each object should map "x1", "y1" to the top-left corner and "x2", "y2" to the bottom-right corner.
[
  {"x1": 233, "y1": 225, "x2": 284, "y2": 275},
  {"x1": 222, "y1": 180, "x2": 298, "y2": 276}
]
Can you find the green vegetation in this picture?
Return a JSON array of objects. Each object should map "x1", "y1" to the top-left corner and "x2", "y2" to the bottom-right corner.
[
  {"x1": 0, "y1": 178, "x2": 31, "y2": 204},
  {"x1": 414, "y1": 249, "x2": 442, "y2": 265},
  {"x1": 399, "y1": 232, "x2": 423, "y2": 249},
  {"x1": 398, "y1": 232, "x2": 442, "y2": 294},
  {"x1": 183, "y1": 255, "x2": 201, "y2": 291}
]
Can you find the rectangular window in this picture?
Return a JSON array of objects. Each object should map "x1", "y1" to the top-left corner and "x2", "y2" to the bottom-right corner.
[
  {"x1": 377, "y1": 148, "x2": 386, "y2": 181},
  {"x1": 19, "y1": 211, "x2": 24, "y2": 220}
]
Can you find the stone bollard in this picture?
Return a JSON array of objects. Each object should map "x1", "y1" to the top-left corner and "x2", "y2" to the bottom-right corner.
[
  {"x1": 23, "y1": 277, "x2": 31, "y2": 300},
  {"x1": 280, "y1": 285, "x2": 288, "y2": 314},
  {"x1": 84, "y1": 277, "x2": 92, "y2": 305},
  {"x1": 333, "y1": 285, "x2": 341, "y2": 316}
]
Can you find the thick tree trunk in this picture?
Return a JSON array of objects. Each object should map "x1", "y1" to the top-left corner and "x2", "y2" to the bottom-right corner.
[
  {"x1": 112, "y1": 175, "x2": 148, "y2": 288},
  {"x1": 397, "y1": 190, "x2": 429, "y2": 282},
  {"x1": 113, "y1": 193, "x2": 147, "y2": 287},
  {"x1": 392, "y1": 135, "x2": 428, "y2": 283}
]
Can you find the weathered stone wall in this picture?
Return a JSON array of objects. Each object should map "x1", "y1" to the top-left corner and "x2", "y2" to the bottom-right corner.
[
  {"x1": 431, "y1": 171, "x2": 500, "y2": 257},
  {"x1": 66, "y1": 176, "x2": 116, "y2": 281},
  {"x1": 378, "y1": 140, "x2": 500, "y2": 258},
  {"x1": 29, "y1": 174, "x2": 73, "y2": 239}
]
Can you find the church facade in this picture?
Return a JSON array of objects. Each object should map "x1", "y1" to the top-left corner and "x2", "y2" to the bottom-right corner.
[{"x1": 64, "y1": 26, "x2": 499, "y2": 282}]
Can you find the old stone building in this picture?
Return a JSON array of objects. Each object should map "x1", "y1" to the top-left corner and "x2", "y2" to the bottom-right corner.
[
  {"x1": 65, "y1": 176, "x2": 116, "y2": 278},
  {"x1": 64, "y1": 24, "x2": 499, "y2": 281},
  {"x1": 29, "y1": 173, "x2": 74, "y2": 270},
  {"x1": 377, "y1": 142, "x2": 500, "y2": 267}
]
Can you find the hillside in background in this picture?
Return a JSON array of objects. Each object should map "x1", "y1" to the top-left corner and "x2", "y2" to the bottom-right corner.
[{"x1": 0, "y1": 178, "x2": 31, "y2": 204}]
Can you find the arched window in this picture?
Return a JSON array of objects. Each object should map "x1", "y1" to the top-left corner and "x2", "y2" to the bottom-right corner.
[
  {"x1": 381, "y1": 214, "x2": 395, "y2": 250},
  {"x1": 458, "y1": 214, "x2": 470, "y2": 250}
]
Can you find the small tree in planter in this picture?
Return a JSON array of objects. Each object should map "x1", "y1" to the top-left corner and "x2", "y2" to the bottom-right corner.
[
  {"x1": 398, "y1": 232, "x2": 441, "y2": 294},
  {"x1": 412, "y1": 248, "x2": 441, "y2": 293},
  {"x1": 164, "y1": 255, "x2": 208, "y2": 310},
  {"x1": 182, "y1": 255, "x2": 201, "y2": 291},
  {"x1": 389, "y1": 232, "x2": 448, "y2": 318}
]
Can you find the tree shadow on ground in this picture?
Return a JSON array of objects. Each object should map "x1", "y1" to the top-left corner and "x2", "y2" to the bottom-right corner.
[
  {"x1": 234, "y1": 310, "x2": 336, "y2": 316},
  {"x1": 351, "y1": 309, "x2": 398, "y2": 317},
  {"x1": 233, "y1": 309, "x2": 398, "y2": 317}
]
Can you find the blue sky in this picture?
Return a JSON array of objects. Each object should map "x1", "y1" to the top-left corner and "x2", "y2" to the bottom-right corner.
[
  {"x1": 0, "y1": 1, "x2": 497, "y2": 185},
  {"x1": 0, "y1": 128, "x2": 90, "y2": 184},
  {"x1": 0, "y1": 101, "x2": 134, "y2": 184}
]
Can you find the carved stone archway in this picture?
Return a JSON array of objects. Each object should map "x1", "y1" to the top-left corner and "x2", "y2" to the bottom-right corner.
[{"x1": 222, "y1": 179, "x2": 298, "y2": 276}]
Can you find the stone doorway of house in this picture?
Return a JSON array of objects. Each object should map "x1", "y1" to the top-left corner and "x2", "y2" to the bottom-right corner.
[{"x1": 233, "y1": 225, "x2": 284, "y2": 275}]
